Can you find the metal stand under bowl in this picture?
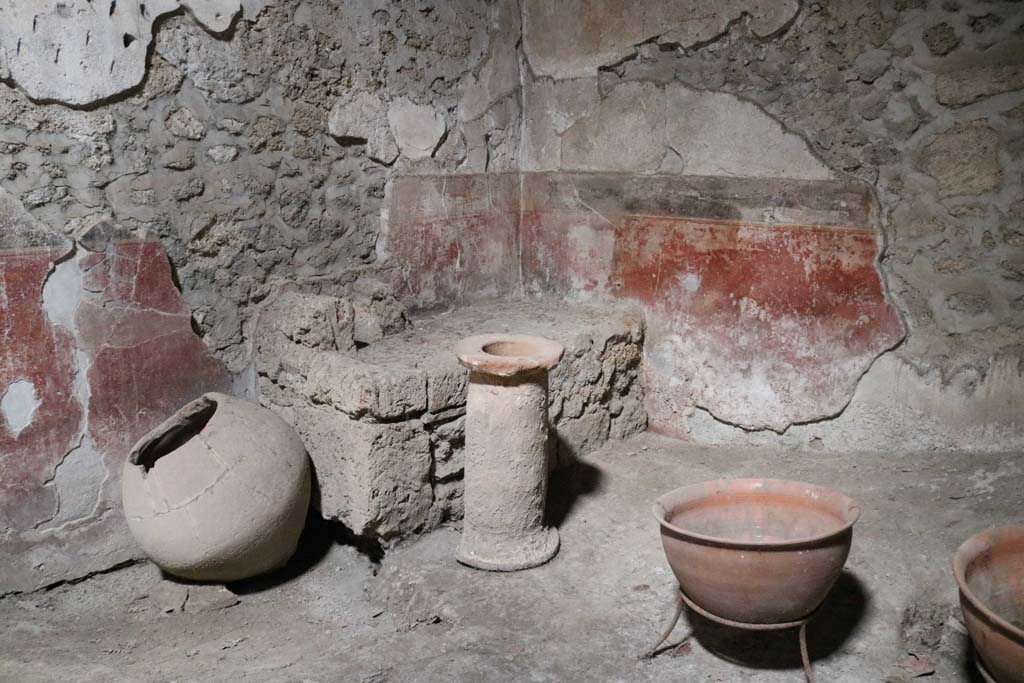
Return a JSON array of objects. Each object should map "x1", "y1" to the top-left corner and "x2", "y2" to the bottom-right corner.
[{"x1": 640, "y1": 588, "x2": 817, "y2": 683}]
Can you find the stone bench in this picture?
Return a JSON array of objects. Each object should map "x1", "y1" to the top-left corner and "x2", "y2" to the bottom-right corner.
[{"x1": 255, "y1": 294, "x2": 646, "y2": 541}]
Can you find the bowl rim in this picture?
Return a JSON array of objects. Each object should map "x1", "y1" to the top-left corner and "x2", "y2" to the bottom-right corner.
[
  {"x1": 652, "y1": 477, "x2": 861, "y2": 549},
  {"x1": 952, "y1": 525, "x2": 1024, "y2": 643}
]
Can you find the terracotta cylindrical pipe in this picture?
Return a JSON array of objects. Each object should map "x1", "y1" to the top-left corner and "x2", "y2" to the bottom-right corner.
[{"x1": 454, "y1": 334, "x2": 564, "y2": 571}]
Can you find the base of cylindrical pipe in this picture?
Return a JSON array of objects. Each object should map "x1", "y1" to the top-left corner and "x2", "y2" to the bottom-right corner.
[{"x1": 456, "y1": 525, "x2": 560, "y2": 571}]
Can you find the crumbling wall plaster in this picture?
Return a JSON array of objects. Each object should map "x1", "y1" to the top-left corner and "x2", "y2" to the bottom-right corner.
[
  {"x1": 521, "y1": 0, "x2": 799, "y2": 81},
  {"x1": 0, "y1": 191, "x2": 234, "y2": 594},
  {"x1": 556, "y1": 81, "x2": 834, "y2": 179},
  {"x1": 1, "y1": 0, "x2": 527, "y2": 590},
  {"x1": 1, "y1": 0, "x2": 524, "y2": 375},
  {"x1": 518, "y1": 0, "x2": 1024, "y2": 446},
  {"x1": 0, "y1": 0, "x2": 260, "y2": 107},
  {"x1": 689, "y1": 353, "x2": 1024, "y2": 452}
]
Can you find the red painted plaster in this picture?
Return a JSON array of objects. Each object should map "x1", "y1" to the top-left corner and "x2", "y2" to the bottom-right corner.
[
  {"x1": 384, "y1": 173, "x2": 520, "y2": 308},
  {"x1": 82, "y1": 241, "x2": 232, "y2": 456},
  {"x1": 0, "y1": 248, "x2": 82, "y2": 530},
  {"x1": 386, "y1": 172, "x2": 905, "y2": 433},
  {"x1": 0, "y1": 236, "x2": 231, "y2": 541},
  {"x1": 521, "y1": 209, "x2": 904, "y2": 432}
]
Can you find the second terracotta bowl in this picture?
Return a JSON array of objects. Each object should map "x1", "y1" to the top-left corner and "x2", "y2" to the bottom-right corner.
[
  {"x1": 954, "y1": 525, "x2": 1024, "y2": 683},
  {"x1": 654, "y1": 478, "x2": 860, "y2": 624}
]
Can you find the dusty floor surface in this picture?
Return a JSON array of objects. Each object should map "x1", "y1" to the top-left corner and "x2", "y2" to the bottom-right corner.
[{"x1": 2, "y1": 433, "x2": 1020, "y2": 682}]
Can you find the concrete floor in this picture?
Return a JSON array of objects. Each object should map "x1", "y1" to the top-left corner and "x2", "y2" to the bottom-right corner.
[{"x1": 2, "y1": 433, "x2": 1020, "y2": 682}]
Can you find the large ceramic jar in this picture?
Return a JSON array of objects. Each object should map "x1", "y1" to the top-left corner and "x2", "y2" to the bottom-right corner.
[{"x1": 122, "y1": 392, "x2": 310, "y2": 581}]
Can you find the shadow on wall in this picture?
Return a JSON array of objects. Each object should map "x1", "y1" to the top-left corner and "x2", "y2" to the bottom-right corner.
[{"x1": 960, "y1": 639, "x2": 990, "y2": 683}]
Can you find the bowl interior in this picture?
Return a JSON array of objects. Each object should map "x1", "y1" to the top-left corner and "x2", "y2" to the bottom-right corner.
[
  {"x1": 961, "y1": 529, "x2": 1024, "y2": 634},
  {"x1": 658, "y1": 479, "x2": 859, "y2": 547}
]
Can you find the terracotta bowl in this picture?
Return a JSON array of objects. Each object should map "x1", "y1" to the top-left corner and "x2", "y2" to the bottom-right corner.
[
  {"x1": 654, "y1": 478, "x2": 860, "y2": 624},
  {"x1": 953, "y1": 526, "x2": 1024, "y2": 683}
]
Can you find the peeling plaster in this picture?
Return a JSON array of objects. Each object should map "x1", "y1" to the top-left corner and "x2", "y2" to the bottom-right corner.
[
  {"x1": 1, "y1": 379, "x2": 41, "y2": 437},
  {"x1": 521, "y1": 0, "x2": 799, "y2": 80},
  {"x1": 41, "y1": 250, "x2": 84, "y2": 332},
  {"x1": 558, "y1": 81, "x2": 834, "y2": 180},
  {"x1": 40, "y1": 437, "x2": 111, "y2": 531},
  {"x1": 0, "y1": 0, "x2": 268, "y2": 107},
  {"x1": 1, "y1": 222, "x2": 233, "y2": 592},
  {"x1": 688, "y1": 354, "x2": 1024, "y2": 451}
]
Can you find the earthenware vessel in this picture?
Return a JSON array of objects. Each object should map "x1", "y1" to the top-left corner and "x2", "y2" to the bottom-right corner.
[
  {"x1": 454, "y1": 333, "x2": 564, "y2": 571},
  {"x1": 122, "y1": 392, "x2": 310, "y2": 581},
  {"x1": 954, "y1": 525, "x2": 1024, "y2": 683},
  {"x1": 654, "y1": 478, "x2": 860, "y2": 623}
]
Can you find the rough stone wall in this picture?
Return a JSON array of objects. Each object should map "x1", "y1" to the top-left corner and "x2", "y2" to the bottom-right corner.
[
  {"x1": 4, "y1": 0, "x2": 1021, "y2": 591},
  {"x1": 1, "y1": 0, "x2": 524, "y2": 375},
  {"x1": 519, "y1": 0, "x2": 1024, "y2": 449},
  {"x1": 0, "y1": 0, "x2": 524, "y2": 591}
]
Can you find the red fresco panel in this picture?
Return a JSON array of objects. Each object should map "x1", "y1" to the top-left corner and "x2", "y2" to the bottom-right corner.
[
  {"x1": 0, "y1": 248, "x2": 83, "y2": 530},
  {"x1": 384, "y1": 171, "x2": 905, "y2": 433},
  {"x1": 521, "y1": 205, "x2": 904, "y2": 434},
  {"x1": 82, "y1": 240, "x2": 232, "y2": 456},
  {"x1": 384, "y1": 173, "x2": 521, "y2": 309},
  {"x1": 1, "y1": 236, "x2": 231, "y2": 539}
]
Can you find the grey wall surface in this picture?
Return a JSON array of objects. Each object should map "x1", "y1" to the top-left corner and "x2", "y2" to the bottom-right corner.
[
  {"x1": 0, "y1": 0, "x2": 523, "y2": 375},
  {"x1": 1, "y1": 0, "x2": 1022, "y2": 591},
  {"x1": 518, "y1": 0, "x2": 1024, "y2": 451}
]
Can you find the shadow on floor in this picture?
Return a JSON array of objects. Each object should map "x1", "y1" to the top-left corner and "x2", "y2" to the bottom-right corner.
[
  {"x1": 959, "y1": 639, "x2": 988, "y2": 683},
  {"x1": 676, "y1": 570, "x2": 869, "y2": 672},
  {"x1": 545, "y1": 443, "x2": 605, "y2": 528},
  {"x1": 227, "y1": 508, "x2": 383, "y2": 595}
]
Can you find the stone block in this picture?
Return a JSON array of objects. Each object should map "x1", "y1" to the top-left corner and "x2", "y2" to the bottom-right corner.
[
  {"x1": 923, "y1": 22, "x2": 959, "y2": 56},
  {"x1": 254, "y1": 290, "x2": 356, "y2": 382},
  {"x1": 304, "y1": 355, "x2": 428, "y2": 421},
  {"x1": 288, "y1": 405, "x2": 433, "y2": 539},
  {"x1": 429, "y1": 415, "x2": 466, "y2": 482},
  {"x1": 936, "y1": 64, "x2": 1024, "y2": 107},
  {"x1": 265, "y1": 290, "x2": 356, "y2": 353},
  {"x1": 257, "y1": 297, "x2": 647, "y2": 540},
  {"x1": 426, "y1": 366, "x2": 469, "y2": 414},
  {"x1": 166, "y1": 107, "x2": 206, "y2": 141},
  {"x1": 328, "y1": 92, "x2": 399, "y2": 165},
  {"x1": 555, "y1": 409, "x2": 612, "y2": 463},
  {"x1": 350, "y1": 278, "x2": 408, "y2": 345},
  {"x1": 919, "y1": 122, "x2": 1003, "y2": 197},
  {"x1": 610, "y1": 391, "x2": 647, "y2": 441}
]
